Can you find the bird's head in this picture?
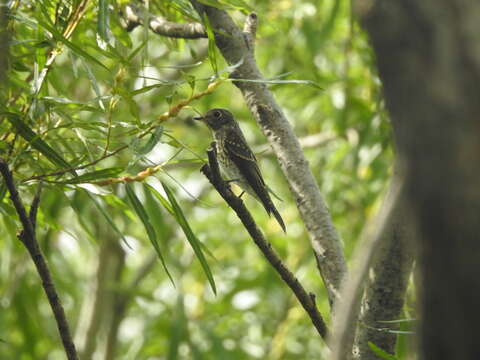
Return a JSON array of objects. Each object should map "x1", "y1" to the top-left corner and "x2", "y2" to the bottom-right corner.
[{"x1": 194, "y1": 108, "x2": 235, "y2": 131}]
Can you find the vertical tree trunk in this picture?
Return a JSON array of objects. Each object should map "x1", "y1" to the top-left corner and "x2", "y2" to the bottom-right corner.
[
  {"x1": 354, "y1": 171, "x2": 415, "y2": 358},
  {"x1": 357, "y1": 1, "x2": 480, "y2": 358}
]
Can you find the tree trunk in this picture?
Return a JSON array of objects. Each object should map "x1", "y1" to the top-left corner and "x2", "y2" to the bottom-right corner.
[
  {"x1": 357, "y1": 1, "x2": 480, "y2": 358},
  {"x1": 354, "y1": 170, "x2": 415, "y2": 358}
]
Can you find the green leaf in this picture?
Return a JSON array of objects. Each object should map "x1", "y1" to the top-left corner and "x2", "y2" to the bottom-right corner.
[
  {"x1": 162, "y1": 182, "x2": 216, "y2": 295},
  {"x1": 97, "y1": 0, "x2": 111, "y2": 49},
  {"x1": 34, "y1": 7, "x2": 109, "y2": 70},
  {"x1": 228, "y1": 78, "x2": 323, "y2": 89},
  {"x1": 125, "y1": 184, "x2": 174, "y2": 285},
  {"x1": 223, "y1": 0, "x2": 254, "y2": 13},
  {"x1": 127, "y1": 39, "x2": 147, "y2": 62},
  {"x1": 131, "y1": 126, "x2": 163, "y2": 155},
  {"x1": 86, "y1": 191, "x2": 131, "y2": 248},
  {"x1": 368, "y1": 342, "x2": 399, "y2": 360},
  {"x1": 144, "y1": 184, "x2": 173, "y2": 215},
  {"x1": 196, "y1": 0, "x2": 231, "y2": 10},
  {"x1": 203, "y1": 15, "x2": 218, "y2": 75},
  {"x1": 4, "y1": 112, "x2": 71, "y2": 169},
  {"x1": 60, "y1": 167, "x2": 123, "y2": 184},
  {"x1": 0, "y1": 183, "x2": 6, "y2": 203}
]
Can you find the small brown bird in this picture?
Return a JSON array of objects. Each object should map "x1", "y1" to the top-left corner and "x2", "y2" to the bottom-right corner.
[{"x1": 194, "y1": 108, "x2": 286, "y2": 232}]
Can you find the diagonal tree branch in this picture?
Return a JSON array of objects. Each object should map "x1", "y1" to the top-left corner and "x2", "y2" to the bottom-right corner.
[
  {"x1": 0, "y1": 159, "x2": 78, "y2": 360},
  {"x1": 201, "y1": 142, "x2": 328, "y2": 341},
  {"x1": 122, "y1": 4, "x2": 207, "y2": 38},
  {"x1": 191, "y1": 2, "x2": 347, "y2": 306}
]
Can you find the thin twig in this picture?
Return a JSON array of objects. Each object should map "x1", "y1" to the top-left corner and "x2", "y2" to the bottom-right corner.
[
  {"x1": 29, "y1": 181, "x2": 43, "y2": 229},
  {"x1": 0, "y1": 159, "x2": 78, "y2": 360},
  {"x1": 200, "y1": 143, "x2": 328, "y2": 341},
  {"x1": 23, "y1": 81, "x2": 222, "y2": 182}
]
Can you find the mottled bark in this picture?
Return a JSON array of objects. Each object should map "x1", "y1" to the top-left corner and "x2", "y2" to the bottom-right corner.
[
  {"x1": 331, "y1": 173, "x2": 407, "y2": 359},
  {"x1": 122, "y1": 4, "x2": 206, "y2": 38},
  {"x1": 353, "y1": 171, "x2": 415, "y2": 359}
]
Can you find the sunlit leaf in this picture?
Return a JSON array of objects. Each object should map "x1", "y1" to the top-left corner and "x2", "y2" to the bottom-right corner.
[
  {"x1": 60, "y1": 167, "x2": 124, "y2": 184},
  {"x1": 3, "y1": 112, "x2": 71, "y2": 169},
  {"x1": 144, "y1": 183, "x2": 173, "y2": 215},
  {"x1": 97, "y1": 0, "x2": 111, "y2": 50},
  {"x1": 125, "y1": 184, "x2": 174, "y2": 285},
  {"x1": 203, "y1": 15, "x2": 218, "y2": 75},
  {"x1": 162, "y1": 182, "x2": 216, "y2": 295},
  {"x1": 86, "y1": 191, "x2": 131, "y2": 248}
]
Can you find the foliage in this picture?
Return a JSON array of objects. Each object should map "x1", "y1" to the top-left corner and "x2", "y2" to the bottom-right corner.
[{"x1": 0, "y1": 0, "x2": 407, "y2": 359}]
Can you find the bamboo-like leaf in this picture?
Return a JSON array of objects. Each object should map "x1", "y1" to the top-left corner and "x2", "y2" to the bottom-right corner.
[
  {"x1": 203, "y1": 15, "x2": 218, "y2": 75},
  {"x1": 223, "y1": 0, "x2": 254, "y2": 13},
  {"x1": 125, "y1": 184, "x2": 174, "y2": 285},
  {"x1": 196, "y1": 0, "x2": 231, "y2": 10},
  {"x1": 367, "y1": 342, "x2": 399, "y2": 360},
  {"x1": 4, "y1": 112, "x2": 71, "y2": 169},
  {"x1": 60, "y1": 167, "x2": 123, "y2": 184},
  {"x1": 97, "y1": 0, "x2": 111, "y2": 49},
  {"x1": 144, "y1": 184, "x2": 173, "y2": 215},
  {"x1": 86, "y1": 191, "x2": 132, "y2": 248},
  {"x1": 127, "y1": 39, "x2": 147, "y2": 62},
  {"x1": 34, "y1": 9, "x2": 109, "y2": 70},
  {"x1": 227, "y1": 77, "x2": 323, "y2": 89},
  {"x1": 131, "y1": 126, "x2": 163, "y2": 156},
  {"x1": 162, "y1": 182, "x2": 216, "y2": 295}
]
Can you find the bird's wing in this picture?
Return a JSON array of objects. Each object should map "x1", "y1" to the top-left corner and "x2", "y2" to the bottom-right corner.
[
  {"x1": 224, "y1": 128, "x2": 286, "y2": 233},
  {"x1": 223, "y1": 128, "x2": 266, "y2": 189}
]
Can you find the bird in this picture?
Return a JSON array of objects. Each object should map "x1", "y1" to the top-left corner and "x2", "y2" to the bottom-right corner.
[{"x1": 194, "y1": 108, "x2": 286, "y2": 232}]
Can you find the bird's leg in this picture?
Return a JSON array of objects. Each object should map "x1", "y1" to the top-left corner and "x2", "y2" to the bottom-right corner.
[
  {"x1": 238, "y1": 191, "x2": 245, "y2": 198},
  {"x1": 225, "y1": 178, "x2": 241, "y2": 184}
]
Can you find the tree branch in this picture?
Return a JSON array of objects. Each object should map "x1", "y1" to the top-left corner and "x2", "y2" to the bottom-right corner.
[
  {"x1": 122, "y1": 4, "x2": 207, "y2": 39},
  {"x1": 0, "y1": 159, "x2": 78, "y2": 360},
  {"x1": 200, "y1": 143, "x2": 328, "y2": 341},
  {"x1": 331, "y1": 173, "x2": 406, "y2": 360},
  {"x1": 191, "y1": 2, "x2": 347, "y2": 306}
]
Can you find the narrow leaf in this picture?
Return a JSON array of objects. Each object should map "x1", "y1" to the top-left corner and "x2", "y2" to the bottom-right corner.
[
  {"x1": 367, "y1": 342, "x2": 399, "y2": 360},
  {"x1": 60, "y1": 167, "x2": 123, "y2": 184},
  {"x1": 131, "y1": 126, "x2": 163, "y2": 155},
  {"x1": 125, "y1": 184, "x2": 174, "y2": 285},
  {"x1": 144, "y1": 183, "x2": 173, "y2": 215},
  {"x1": 97, "y1": 0, "x2": 111, "y2": 49},
  {"x1": 203, "y1": 15, "x2": 218, "y2": 75},
  {"x1": 4, "y1": 112, "x2": 71, "y2": 169},
  {"x1": 86, "y1": 191, "x2": 132, "y2": 249},
  {"x1": 34, "y1": 13, "x2": 108, "y2": 70},
  {"x1": 162, "y1": 182, "x2": 216, "y2": 294}
]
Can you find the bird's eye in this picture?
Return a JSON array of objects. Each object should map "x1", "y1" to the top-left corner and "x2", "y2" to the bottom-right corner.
[{"x1": 213, "y1": 110, "x2": 221, "y2": 118}]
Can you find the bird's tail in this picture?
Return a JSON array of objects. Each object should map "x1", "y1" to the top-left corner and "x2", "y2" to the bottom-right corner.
[
  {"x1": 248, "y1": 184, "x2": 286, "y2": 232},
  {"x1": 269, "y1": 204, "x2": 286, "y2": 233}
]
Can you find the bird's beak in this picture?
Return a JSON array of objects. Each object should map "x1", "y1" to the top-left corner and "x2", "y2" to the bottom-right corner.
[{"x1": 193, "y1": 115, "x2": 204, "y2": 121}]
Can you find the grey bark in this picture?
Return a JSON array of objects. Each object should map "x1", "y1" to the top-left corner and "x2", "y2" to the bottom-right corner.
[
  {"x1": 357, "y1": 0, "x2": 480, "y2": 358},
  {"x1": 123, "y1": 4, "x2": 206, "y2": 38},
  {"x1": 331, "y1": 172, "x2": 406, "y2": 359},
  {"x1": 353, "y1": 171, "x2": 415, "y2": 359},
  {"x1": 191, "y1": 2, "x2": 347, "y2": 306}
]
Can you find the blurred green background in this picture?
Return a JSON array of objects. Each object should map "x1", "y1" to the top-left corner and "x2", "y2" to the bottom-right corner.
[{"x1": 0, "y1": 0, "x2": 401, "y2": 358}]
